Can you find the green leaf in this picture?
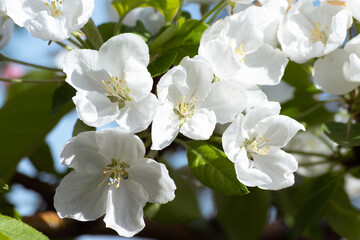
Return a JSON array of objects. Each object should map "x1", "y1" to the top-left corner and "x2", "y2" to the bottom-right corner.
[
  {"x1": 0, "y1": 214, "x2": 49, "y2": 240},
  {"x1": 72, "y1": 119, "x2": 96, "y2": 137},
  {"x1": 0, "y1": 84, "x2": 73, "y2": 182},
  {"x1": 148, "y1": 52, "x2": 177, "y2": 77},
  {"x1": 215, "y1": 188, "x2": 270, "y2": 240},
  {"x1": 0, "y1": 179, "x2": 8, "y2": 193},
  {"x1": 81, "y1": 18, "x2": 104, "y2": 50},
  {"x1": 323, "y1": 122, "x2": 360, "y2": 147},
  {"x1": 291, "y1": 174, "x2": 340, "y2": 239},
  {"x1": 97, "y1": 22, "x2": 151, "y2": 42},
  {"x1": 112, "y1": 0, "x2": 180, "y2": 23},
  {"x1": 325, "y1": 183, "x2": 360, "y2": 240},
  {"x1": 51, "y1": 82, "x2": 75, "y2": 114},
  {"x1": 186, "y1": 141, "x2": 249, "y2": 195},
  {"x1": 151, "y1": 18, "x2": 208, "y2": 65},
  {"x1": 28, "y1": 141, "x2": 55, "y2": 174},
  {"x1": 144, "y1": 170, "x2": 201, "y2": 223}
]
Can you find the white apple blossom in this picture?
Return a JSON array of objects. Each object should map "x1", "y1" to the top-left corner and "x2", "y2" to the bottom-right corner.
[
  {"x1": 313, "y1": 48, "x2": 359, "y2": 95},
  {"x1": 123, "y1": 7, "x2": 165, "y2": 35},
  {"x1": 222, "y1": 102, "x2": 305, "y2": 190},
  {"x1": 199, "y1": 8, "x2": 288, "y2": 85},
  {"x1": 5, "y1": 0, "x2": 94, "y2": 41},
  {"x1": 151, "y1": 55, "x2": 247, "y2": 150},
  {"x1": 0, "y1": 17, "x2": 14, "y2": 49},
  {"x1": 64, "y1": 33, "x2": 157, "y2": 133},
  {"x1": 344, "y1": 34, "x2": 360, "y2": 83},
  {"x1": 278, "y1": 0, "x2": 352, "y2": 63},
  {"x1": 347, "y1": 0, "x2": 360, "y2": 21},
  {"x1": 54, "y1": 129, "x2": 176, "y2": 237},
  {"x1": 285, "y1": 131, "x2": 335, "y2": 177}
]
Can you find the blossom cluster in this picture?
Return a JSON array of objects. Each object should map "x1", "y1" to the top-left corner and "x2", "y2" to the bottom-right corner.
[{"x1": 4, "y1": 0, "x2": 360, "y2": 238}]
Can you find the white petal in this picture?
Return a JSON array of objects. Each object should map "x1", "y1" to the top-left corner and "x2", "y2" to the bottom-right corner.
[
  {"x1": 124, "y1": 57, "x2": 153, "y2": 102},
  {"x1": 202, "y1": 81, "x2": 247, "y2": 124},
  {"x1": 54, "y1": 171, "x2": 108, "y2": 221},
  {"x1": 253, "y1": 149, "x2": 298, "y2": 190},
  {"x1": 199, "y1": 39, "x2": 240, "y2": 79},
  {"x1": 241, "y1": 101, "x2": 280, "y2": 134},
  {"x1": 104, "y1": 180, "x2": 148, "y2": 237},
  {"x1": 99, "y1": 33, "x2": 149, "y2": 77},
  {"x1": 234, "y1": 147, "x2": 272, "y2": 187},
  {"x1": 255, "y1": 115, "x2": 305, "y2": 147},
  {"x1": 238, "y1": 44, "x2": 289, "y2": 85},
  {"x1": 179, "y1": 56, "x2": 214, "y2": 100},
  {"x1": 95, "y1": 129, "x2": 146, "y2": 165},
  {"x1": 157, "y1": 66, "x2": 186, "y2": 103},
  {"x1": 63, "y1": 0, "x2": 94, "y2": 30},
  {"x1": 151, "y1": 101, "x2": 180, "y2": 150},
  {"x1": 60, "y1": 131, "x2": 105, "y2": 174},
  {"x1": 344, "y1": 53, "x2": 360, "y2": 83},
  {"x1": 130, "y1": 158, "x2": 176, "y2": 204},
  {"x1": 64, "y1": 49, "x2": 109, "y2": 94},
  {"x1": 116, "y1": 94, "x2": 158, "y2": 133},
  {"x1": 73, "y1": 91, "x2": 119, "y2": 127},
  {"x1": 180, "y1": 108, "x2": 216, "y2": 140},
  {"x1": 222, "y1": 114, "x2": 246, "y2": 162},
  {"x1": 313, "y1": 48, "x2": 359, "y2": 95}
]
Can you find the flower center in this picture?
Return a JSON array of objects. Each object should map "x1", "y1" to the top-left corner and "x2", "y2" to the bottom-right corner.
[
  {"x1": 244, "y1": 136, "x2": 270, "y2": 157},
  {"x1": 309, "y1": 22, "x2": 328, "y2": 44},
  {"x1": 102, "y1": 76, "x2": 132, "y2": 109},
  {"x1": 174, "y1": 96, "x2": 197, "y2": 124},
  {"x1": 45, "y1": 0, "x2": 63, "y2": 17},
  {"x1": 234, "y1": 43, "x2": 248, "y2": 64},
  {"x1": 99, "y1": 159, "x2": 130, "y2": 188}
]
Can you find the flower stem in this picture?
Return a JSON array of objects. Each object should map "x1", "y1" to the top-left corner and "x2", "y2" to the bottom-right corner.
[
  {"x1": 114, "y1": 16, "x2": 124, "y2": 36},
  {"x1": 67, "y1": 37, "x2": 83, "y2": 49},
  {"x1": 54, "y1": 41, "x2": 73, "y2": 51},
  {"x1": 0, "y1": 54, "x2": 63, "y2": 72},
  {"x1": 200, "y1": 0, "x2": 228, "y2": 24},
  {"x1": 0, "y1": 77, "x2": 64, "y2": 84},
  {"x1": 206, "y1": 1, "x2": 228, "y2": 24},
  {"x1": 174, "y1": 138, "x2": 187, "y2": 147},
  {"x1": 73, "y1": 35, "x2": 92, "y2": 49}
]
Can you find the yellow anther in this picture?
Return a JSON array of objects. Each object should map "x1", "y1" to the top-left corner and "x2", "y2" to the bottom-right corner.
[
  {"x1": 234, "y1": 43, "x2": 248, "y2": 64},
  {"x1": 102, "y1": 75, "x2": 131, "y2": 106},
  {"x1": 245, "y1": 136, "x2": 270, "y2": 156},
  {"x1": 174, "y1": 96, "x2": 197, "y2": 122},
  {"x1": 309, "y1": 22, "x2": 328, "y2": 44},
  {"x1": 45, "y1": 0, "x2": 63, "y2": 17},
  {"x1": 99, "y1": 159, "x2": 129, "y2": 188}
]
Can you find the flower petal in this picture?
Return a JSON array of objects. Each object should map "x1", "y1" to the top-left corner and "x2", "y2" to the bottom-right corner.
[
  {"x1": 54, "y1": 171, "x2": 108, "y2": 221},
  {"x1": 255, "y1": 115, "x2": 305, "y2": 147},
  {"x1": 60, "y1": 131, "x2": 105, "y2": 174},
  {"x1": 116, "y1": 93, "x2": 158, "y2": 133},
  {"x1": 73, "y1": 91, "x2": 119, "y2": 127},
  {"x1": 180, "y1": 108, "x2": 216, "y2": 140},
  {"x1": 202, "y1": 81, "x2": 247, "y2": 124},
  {"x1": 98, "y1": 33, "x2": 149, "y2": 77},
  {"x1": 64, "y1": 49, "x2": 109, "y2": 94},
  {"x1": 95, "y1": 129, "x2": 146, "y2": 165},
  {"x1": 253, "y1": 149, "x2": 298, "y2": 190},
  {"x1": 103, "y1": 180, "x2": 148, "y2": 237},
  {"x1": 222, "y1": 114, "x2": 246, "y2": 162},
  {"x1": 151, "y1": 101, "x2": 180, "y2": 150},
  {"x1": 234, "y1": 147, "x2": 272, "y2": 187},
  {"x1": 130, "y1": 158, "x2": 176, "y2": 204}
]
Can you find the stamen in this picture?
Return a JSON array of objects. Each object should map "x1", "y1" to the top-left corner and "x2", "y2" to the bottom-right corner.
[
  {"x1": 174, "y1": 96, "x2": 198, "y2": 123},
  {"x1": 245, "y1": 136, "x2": 270, "y2": 157},
  {"x1": 102, "y1": 75, "x2": 131, "y2": 108},
  {"x1": 309, "y1": 22, "x2": 328, "y2": 44},
  {"x1": 99, "y1": 159, "x2": 130, "y2": 188},
  {"x1": 234, "y1": 43, "x2": 248, "y2": 64},
  {"x1": 45, "y1": 0, "x2": 63, "y2": 17}
]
